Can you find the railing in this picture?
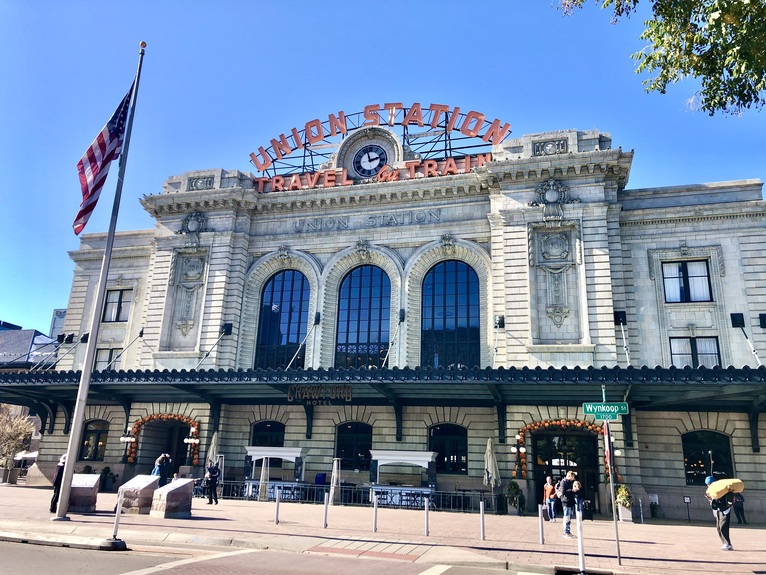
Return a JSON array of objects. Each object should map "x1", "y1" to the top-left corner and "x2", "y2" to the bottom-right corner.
[{"x1": 218, "y1": 480, "x2": 504, "y2": 513}]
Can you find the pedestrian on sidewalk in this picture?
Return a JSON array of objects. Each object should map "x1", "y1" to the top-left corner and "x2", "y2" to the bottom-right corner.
[
  {"x1": 705, "y1": 475, "x2": 735, "y2": 551},
  {"x1": 572, "y1": 480, "x2": 584, "y2": 514},
  {"x1": 49, "y1": 454, "x2": 66, "y2": 513},
  {"x1": 206, "y1": 460, "x2": 220, "y2": 504},
  {"x1": 559, "y1": 471, "x2": 576, "y2": 538},
  {"x1": 732, "y1": 493, "x2": 748, "y2": 525},
  {"x1": 543, "y1": 475, "x2": 557, "y2": 522}
]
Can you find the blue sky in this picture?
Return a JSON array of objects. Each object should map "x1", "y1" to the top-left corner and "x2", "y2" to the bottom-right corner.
[{"x1": 1, "y1": 1, "x2": 764, "y2": 334}]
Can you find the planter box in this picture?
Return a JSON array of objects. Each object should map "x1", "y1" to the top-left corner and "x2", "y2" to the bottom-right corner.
[{"x1": 618, "y1": 504, "x2": 633, "y2": 522}]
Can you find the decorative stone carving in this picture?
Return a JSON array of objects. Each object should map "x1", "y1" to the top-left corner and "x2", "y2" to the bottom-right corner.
[
  {"x1": 441, "y1": 233, "x2": 456, "y2": 254},
  {"x1": 278, "y1": 245, "x2": 292, "y2": 263},
  {"x1": 356, "y1": 239, "x2": 370, "y2": 261},
  {"x1": 176, "y1": 211, "x2": 211, "y2": 245},
  {"x1": 529, "y1": 179, "x2": 579, "y2": 224},
  {"x1": 546, "y1": 306, "x2": 570, "y2": 328},
  {"x1": 541, "y1": 233, "x2": 570, "y2": 260}
]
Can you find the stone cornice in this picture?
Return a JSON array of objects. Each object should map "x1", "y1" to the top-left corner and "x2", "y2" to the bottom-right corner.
[{"x1": 479, "y1": 148, "x2": 634, "y2": 189}]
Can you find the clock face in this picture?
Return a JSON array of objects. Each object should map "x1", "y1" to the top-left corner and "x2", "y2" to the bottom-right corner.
[{"x1": 352, "y1": 144, "x2": 388, "y2": 178}]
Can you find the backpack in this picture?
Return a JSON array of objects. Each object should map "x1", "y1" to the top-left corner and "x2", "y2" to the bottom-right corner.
[{"x1": 555, "y1": 481, "x2": 564, "y2": 498}]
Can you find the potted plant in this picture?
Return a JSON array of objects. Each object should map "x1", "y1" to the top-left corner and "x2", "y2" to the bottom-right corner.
[{"x1": 615, "y1": 484, "x2": 633, "y2": 522}]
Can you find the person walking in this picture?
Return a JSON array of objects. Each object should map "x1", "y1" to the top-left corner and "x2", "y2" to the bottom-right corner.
[
  {"x1": 572, "y1": 480, "x2": 584, "y2": 514},
  {"x1": 559, "y1": 471, "x2": 576, "y2": 538},
  {"x1": 543, "y1": 475, "x2": 557, "y2": 522},
  {"x1": 158, "y1": 453, "x2": 172, "y2": 487},
  {"x1": 206, "y1": 460, "x2": 220, "y2": 504},
  {"x1": 705, "y1": 475, "x2": 735, "y2": 550},
  {"x1": 732, "y1": 493, "x2": 747, "y2": 525},
  {"x1": 49, "y1": 454, "x2": 67, "y2": 513}
]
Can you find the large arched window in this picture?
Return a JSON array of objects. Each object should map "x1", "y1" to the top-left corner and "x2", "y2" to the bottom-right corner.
[
  {"x1": 336, "y1": 422, "x2": 373, "y2": 471},
  {"x1": 421, "y1": 260, "x2": 480, "y2": 368},
  {"x1": 251, "y1": 421, "x2": 286, "y2": 468},
  {"x1": 255, "y1": 270, "x2": 310, "y2": 369},
  {"x1": 335, "y1": 265, "x2": 391, "y2": 368},
  {"x1": 429, "y1": 423, "x2": 468, "y2": 474},
  {"x1": 80, "y1": 420, "x2": 109, "y2": 461},
  {"x1": 682, "y1": 430, "x2": 734, "y2": 485}
]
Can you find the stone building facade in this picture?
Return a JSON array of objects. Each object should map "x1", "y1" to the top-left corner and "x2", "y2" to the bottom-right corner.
[{"x1": 2, "y1": 122, "x2": 765, "y2": 521}]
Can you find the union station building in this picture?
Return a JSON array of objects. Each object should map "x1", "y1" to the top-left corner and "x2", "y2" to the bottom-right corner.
[{"x1": 1, "y1": 103, "x2": 764, "y2": 520}]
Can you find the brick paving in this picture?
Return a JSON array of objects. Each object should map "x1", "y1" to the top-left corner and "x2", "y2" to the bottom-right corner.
[{"x1": 0, "y1": 484, "x2": 764, "y2": 575}]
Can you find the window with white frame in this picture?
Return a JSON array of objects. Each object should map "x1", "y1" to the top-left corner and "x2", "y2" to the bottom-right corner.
[
  {"x1": 102, "y1": 289, "x2": 133, "y2": 322},
  {"x1": 662, "y1": 261, "x2": 712, "y2": 303},
  {"x1": 670, "y1": 337, "x2": 720, "y2": 368},
  {"x1": 94, "y1": 348, "x2": 123, "y2": 371}
]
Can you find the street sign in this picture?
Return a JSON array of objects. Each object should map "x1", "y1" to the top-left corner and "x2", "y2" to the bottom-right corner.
[
  {"x1": 582, "y1": 402, "x2": 629, "y2": 420},
  {"x1": 593, "y1": 413, "x2": 618, "y2": 421}
]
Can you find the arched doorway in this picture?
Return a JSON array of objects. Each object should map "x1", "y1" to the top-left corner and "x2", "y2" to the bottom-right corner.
[
  {"x1": 522, "y1": 420, "x2": 603, "y2": 514},
  {"x1": 127, "y1": 414, "x2": 199, "y2": 477}
]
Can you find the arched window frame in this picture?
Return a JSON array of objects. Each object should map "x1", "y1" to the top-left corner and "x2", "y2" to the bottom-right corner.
[
  {"x1": 251, "y1": 420, "x2": 286, "y2": 468},
  {"x1": 80, "y1": 419, "x2": 109, "y2": 461},
  {"x1": 335, "y1": 422, "x2": 373, "y2": 471},
  {"x1": 429, "y1": 423, "x2": 468, "y2": 475},
  {"x1": 334, "y1": 265, "x2": 391, "y2": 368},
  {"x1": 420, "y1": 259, "x2": 481, "y2": 368},
  {"x1": 254, "y1": 270, "x2": 311, "y2": 369},
  {"x1": 681, "y1": 430, "x2": 734, "y2": 485}
]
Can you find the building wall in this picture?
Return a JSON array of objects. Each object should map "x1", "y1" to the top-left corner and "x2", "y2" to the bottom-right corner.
[{"x1": 38, "y1": 128, "x2": 766, "y2": 519}]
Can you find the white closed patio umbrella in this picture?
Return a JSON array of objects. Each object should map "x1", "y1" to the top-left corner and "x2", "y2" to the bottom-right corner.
[
  {"x1": 483, "y1": 438, "x2": 501, "y2": 496},
  {"x1": 258, "y1": 457, "x2": 270, "y2": 501},
  {"x1": 328, "y1": 458, "x2": 341, "y2": 505}
]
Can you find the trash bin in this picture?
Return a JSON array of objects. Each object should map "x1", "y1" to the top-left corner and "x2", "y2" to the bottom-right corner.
[{"x1": 495, "y1": 493, "x2": 508, "y2": 515}]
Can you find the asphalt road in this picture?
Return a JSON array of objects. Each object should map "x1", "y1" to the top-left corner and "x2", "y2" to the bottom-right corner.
[{"x1": 0, "y1": 541, "x2": 541, "y2": 575}]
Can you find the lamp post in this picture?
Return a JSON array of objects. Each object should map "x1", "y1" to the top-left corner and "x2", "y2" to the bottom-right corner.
[
  {"x1": 184, "y1": 427, "x2": 200, "y2": 466},
  {"x1": 119, "y1": 431, "x2": 136, "y2": 464}
]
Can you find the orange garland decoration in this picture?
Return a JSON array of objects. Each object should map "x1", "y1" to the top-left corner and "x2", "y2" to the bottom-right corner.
[
  {"x1": 126, "y1": 414, "x2": 199, "y2": 465},
  {"x1": 511, "y1": 419, "x2": 604, "y2": 480}
]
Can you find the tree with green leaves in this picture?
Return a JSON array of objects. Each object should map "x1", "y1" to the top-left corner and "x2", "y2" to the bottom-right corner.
[
  {"x1": 559, "y1": 0, "x2": 766, "y2": 115},
  {"x1": 0, "y1": 404, "x2": 35, "y2": 470}
]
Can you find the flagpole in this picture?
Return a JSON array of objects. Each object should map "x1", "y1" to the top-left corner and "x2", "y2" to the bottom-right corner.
[{"x1": 54, "y1": 42, "x2": 146, "y2": 521}]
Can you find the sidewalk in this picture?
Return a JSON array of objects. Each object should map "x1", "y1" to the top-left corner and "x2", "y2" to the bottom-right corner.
[{"x1": 1, "y1": 484, "x2": 763, "y2": 575}]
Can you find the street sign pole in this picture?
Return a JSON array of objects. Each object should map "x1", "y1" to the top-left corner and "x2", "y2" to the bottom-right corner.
[{"x1": 602, "y1": 384, "x2": 622, "y2": 566}]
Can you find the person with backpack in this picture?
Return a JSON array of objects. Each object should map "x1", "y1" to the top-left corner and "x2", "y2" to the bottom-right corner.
[
  {"x1": 559, "y1": 471, "x2": 577, "y2": 538},
  {"x1": 705, "y1": 475, "x2": 735, "y2": 550},
  {"x1": 543, "y1": 476, "x2": 557, "y2": 522}
]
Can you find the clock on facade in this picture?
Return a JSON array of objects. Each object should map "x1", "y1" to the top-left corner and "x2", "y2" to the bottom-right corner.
[
  {"x1": 337, "y1": 127, "x2": 400, "y2": 180},
  {"x1": 352, "y1": 144, "x2": 388, "y2": 178}
]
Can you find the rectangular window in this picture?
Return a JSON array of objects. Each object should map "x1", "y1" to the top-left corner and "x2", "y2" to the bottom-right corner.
[
  {"x1": 94, "y1": 348, "x2": 122, "y2": 371},
  {"x1": 102, "y1": 289, "x2": 133, "y2": 322},
  {"x1": 670, "y1": 337, "x2": 720, "y2": 368},
  {"x1": 662, "y1": 261, "x2": 712, "y2": 303}
]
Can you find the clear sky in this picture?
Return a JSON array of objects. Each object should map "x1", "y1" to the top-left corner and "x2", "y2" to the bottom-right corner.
[{"x1": 1, "y1": 1, "x2": 764, "y2": 334}]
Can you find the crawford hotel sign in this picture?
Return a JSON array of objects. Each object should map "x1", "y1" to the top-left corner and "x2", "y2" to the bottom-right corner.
[{"x1": 248, "y1": 102, "x2": 511, "y2": 193}]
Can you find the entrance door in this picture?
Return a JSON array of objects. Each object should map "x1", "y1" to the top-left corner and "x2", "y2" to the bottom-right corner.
[{"x1": 533, "y1": 432, "x2": 600, "y2": 513}]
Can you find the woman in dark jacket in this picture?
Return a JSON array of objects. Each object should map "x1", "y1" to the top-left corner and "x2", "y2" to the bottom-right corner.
[{"x1": 49, "y1": 454, "x2": 67, "y2": 513}]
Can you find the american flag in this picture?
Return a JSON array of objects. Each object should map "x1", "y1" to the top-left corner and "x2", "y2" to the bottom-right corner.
[{"x1": 73, "y1": 85, "x2": 133, "y2": 235}]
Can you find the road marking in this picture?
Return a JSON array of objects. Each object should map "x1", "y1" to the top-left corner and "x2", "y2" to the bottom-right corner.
[
  {"x1": 121, "y1": 548, "x2": 257, "y2": 574},
  {"x1": 417, "y1": 566, "x2": 451, "y2": 575}
]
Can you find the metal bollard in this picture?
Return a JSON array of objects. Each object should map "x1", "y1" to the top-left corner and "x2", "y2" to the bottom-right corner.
[
  {"x1": 538, "y1": 504, "x2": 545, "y2": 545},
  {"x1": 480, "y1": 500, "x2": 485, "y2": 540},
  {"x1": 424, "y1": 496, "x2": 430, "y2": 536},
  {"x1": 372, "y1": 490, "x2": 378, "y2": 532},
  {"x1": 274, "y1": 487, "x2": 280, "y2": 525},
  {"x1": 323, "y1": 492, "x2": 329, "y2": 528},
  {"x1": 111, "y1": 488, "x2": 125, "y2": 540}
]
